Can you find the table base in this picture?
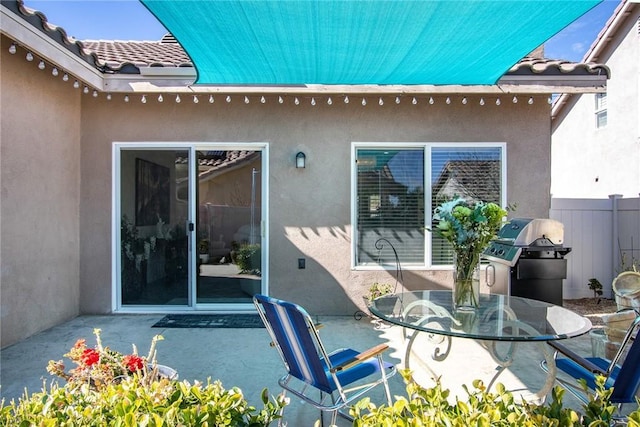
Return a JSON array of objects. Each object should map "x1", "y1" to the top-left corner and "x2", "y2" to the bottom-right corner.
[{"x1": 400, "y1": 300, "x2": 557, "y2": 403}]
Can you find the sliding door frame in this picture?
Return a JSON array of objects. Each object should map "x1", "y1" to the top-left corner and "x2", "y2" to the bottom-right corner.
[{"x1": 112, "y1": 142, "x2": 269, "y2": 313}]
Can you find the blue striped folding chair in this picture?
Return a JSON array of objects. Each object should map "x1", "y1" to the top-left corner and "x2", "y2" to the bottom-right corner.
[
  {"x1": 541, "y1": 310, "x2": 640, "y2": 421},
  {"x1": 253, "y1": 294, "x2": 396, "y2": 426}
]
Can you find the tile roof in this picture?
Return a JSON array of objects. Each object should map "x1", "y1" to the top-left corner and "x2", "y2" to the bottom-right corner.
[
  {"x1": 5, "y1": 0, "x2": 611, "y2": 81},
  {"x1": 82, "y1": 35, "x2": 193, "y2": 72},
  {"x1": 507, "y1": 56, "x2": 609, "y2": 77},
  {"x1": 176, "y1": 151, "x2": 261, "y2": 179},
  {"x1": 433, "y1": 160, "x2": 501, "y2": 203}
]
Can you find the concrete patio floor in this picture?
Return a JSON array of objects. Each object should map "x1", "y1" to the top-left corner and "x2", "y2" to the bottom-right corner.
[{"x1": 0, "y1": 313, "x2": 593, "y2": 425}]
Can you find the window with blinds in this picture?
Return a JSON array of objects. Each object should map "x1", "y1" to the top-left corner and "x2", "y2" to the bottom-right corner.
[
  {"x1": 354, "y1": 144, "x2": 504, "y2": 268},
  {"x1": 595, "y1": 92, "x2": 607, "y2": 129},
  {"x1": 355, "y1": 148, "x2": 425, "y2": 266}
]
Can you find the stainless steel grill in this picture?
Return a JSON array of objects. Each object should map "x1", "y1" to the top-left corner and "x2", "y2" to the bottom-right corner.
[{"x1": 483, "y1": 218, "x2": 571, "y2": 305}]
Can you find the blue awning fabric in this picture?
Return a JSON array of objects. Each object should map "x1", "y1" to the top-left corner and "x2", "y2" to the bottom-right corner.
[{"x1": 141, "y1": 0, "x2": 601, "y2": 86}]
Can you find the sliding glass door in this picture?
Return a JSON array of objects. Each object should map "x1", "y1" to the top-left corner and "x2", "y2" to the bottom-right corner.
[
  {"x1": 195, "y1": 149, "x2": 263, "y2": 304},
  {"x1": 116, "y1": 145, "x2": 266, "y2": 310},
  {"x1": 118, "y1": 148, "x2": 191, "y2": 306}
]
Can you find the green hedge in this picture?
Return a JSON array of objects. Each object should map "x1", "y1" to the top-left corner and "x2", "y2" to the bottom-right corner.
[
  {"x1": 4, "y1": 367, "x2": 640, "y2": 426},
  {"x1": 0, "y1": 376, "x2": 286, "y2": 427},
  {"x1": 351, "y1": 370, "x2": 640, "y2": 426}
]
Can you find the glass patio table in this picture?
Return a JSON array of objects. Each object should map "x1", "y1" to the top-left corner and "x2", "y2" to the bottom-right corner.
[{"x1": 369, "y1": 290, "x2": 592, "y2": 402}]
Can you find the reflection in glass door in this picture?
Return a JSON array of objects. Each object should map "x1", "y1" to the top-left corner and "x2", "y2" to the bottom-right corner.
[
  {"x1": 118, "y1": 149, "x2": 191, "y2": 306},
  {"x1": 195, "y1": 150, "x2": 263, "y2": 304}
]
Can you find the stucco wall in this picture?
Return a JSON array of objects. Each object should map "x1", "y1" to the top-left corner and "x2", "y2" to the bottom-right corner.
[
  {"x1": 551, "y1": 7, "x2": 640, "y2": 199},
  {"x1": 1, "y1": 36, "x2": 81, "y2": 348},
  {"x1": 80, "y1": 93, "x2": 552, "y2": 315}
]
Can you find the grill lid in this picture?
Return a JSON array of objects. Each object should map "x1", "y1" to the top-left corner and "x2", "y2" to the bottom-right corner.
[
  {"x1": 483, "y1": 218, "x2": 566, "y2": 266},
  {"x1": 495, "y1": 218, "x2": 564, "y2": 246}
]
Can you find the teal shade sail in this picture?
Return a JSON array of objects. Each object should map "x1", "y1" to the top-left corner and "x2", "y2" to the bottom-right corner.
[{"x1": 141, "y1": 0, "x2": 602, "y2": 86}]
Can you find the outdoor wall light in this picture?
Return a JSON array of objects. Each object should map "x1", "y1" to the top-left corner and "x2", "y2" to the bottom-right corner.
[{"x1": 296, "y1": 152, "x2": 306, "y2": 168}]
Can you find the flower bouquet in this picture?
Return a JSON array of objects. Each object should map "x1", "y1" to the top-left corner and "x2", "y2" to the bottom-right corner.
[
  {"x1": 432, "y1": 197, "x2": 507, "y2": 310},
  {"x1": 47, "y1": 328, "x2": 175, "y2": 391}
]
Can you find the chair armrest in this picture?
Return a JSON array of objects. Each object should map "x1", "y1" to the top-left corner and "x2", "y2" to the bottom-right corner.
[
  {"x1": 330, "y1": 343, "x2": 389, "y2": 373},
  {"x1": 548, "y1": 341, "x2": 607, "y2": 374}
]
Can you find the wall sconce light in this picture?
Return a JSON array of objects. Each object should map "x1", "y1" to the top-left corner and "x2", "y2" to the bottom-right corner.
[{"x1": 295, "y1": 151, "x2": 306, "y2": 168}]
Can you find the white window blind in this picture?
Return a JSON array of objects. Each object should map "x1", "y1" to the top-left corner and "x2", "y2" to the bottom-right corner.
[
  {"x1": 356, "y1": 148, "x2": 425, "y2": 266},
  {"x1": 354, "y1": 144, "x2": 503, "y2": 268}
]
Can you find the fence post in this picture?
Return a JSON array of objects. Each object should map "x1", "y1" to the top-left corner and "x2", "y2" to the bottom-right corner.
[{"x1": 610, "y1": 194, "x2": 623, "y2": 277}]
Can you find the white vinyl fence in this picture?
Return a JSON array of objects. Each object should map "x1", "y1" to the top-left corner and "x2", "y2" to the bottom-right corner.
[{"x1": 550, "y1": 195, "x2": 640, "y2": 299}]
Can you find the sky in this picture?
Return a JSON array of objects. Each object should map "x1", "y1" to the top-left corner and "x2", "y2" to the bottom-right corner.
[{"x1": 25, "y1": 0, "x2": 620, "y2": 63}]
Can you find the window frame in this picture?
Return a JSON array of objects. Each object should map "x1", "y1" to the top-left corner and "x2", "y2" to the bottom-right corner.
[
  {"x1": 351, "y1": 142, "x2": 507, "y2": 271},
  {"x1": 595, "y1": 92, "x2": 607, "y2": 129}
]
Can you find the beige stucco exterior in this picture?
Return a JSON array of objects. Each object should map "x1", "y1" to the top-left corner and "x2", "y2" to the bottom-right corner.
[
  {"x1": 551, "y1": 3, "x2": 640, "y2": 199},
  {"x1": 1, "y1": 36, "x2": 81, "y2": 347},
  {"x1": 81, "y1": 93, "x2": 552, "y2": 315},
  {"x1": 1, "y1": 28, "x2": 557, "y2": 347}
]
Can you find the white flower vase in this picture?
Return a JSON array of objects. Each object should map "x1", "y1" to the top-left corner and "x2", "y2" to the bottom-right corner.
[{"x1": 453, "y1": 251, "x2": 480, "y2": 311}]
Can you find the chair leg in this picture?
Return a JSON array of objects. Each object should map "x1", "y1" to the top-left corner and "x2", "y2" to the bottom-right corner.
[
  {"x1": 379, "y1": 355, "x2": 393, "y2": 405},
  {"x1": 330, "y1": 409, "x2": 338, "y2": 426},
  {"x1": 319, "y1": 391, "x2": 325, "y2": 427}
]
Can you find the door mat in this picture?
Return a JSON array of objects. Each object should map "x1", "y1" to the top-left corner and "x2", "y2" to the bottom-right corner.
[{"x1": 152, "y1": 314, "x2": 264, "y2": 329}]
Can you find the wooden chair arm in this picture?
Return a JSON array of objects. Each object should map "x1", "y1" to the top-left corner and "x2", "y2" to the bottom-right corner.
[
  {"x1": 548, "y1": 341, "x2": 607, "y2": 374},
  {"x1": 331, "y1": 343, "x2": 389, "y2": 373}
]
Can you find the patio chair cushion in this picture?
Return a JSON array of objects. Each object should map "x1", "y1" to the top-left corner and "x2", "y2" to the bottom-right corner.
[
  {"x1": 555, "y1": 356, "x2": 619, "y2": 391},
  {"x1": 324, "y1": 348, "x2": 394, "y2": 392}
]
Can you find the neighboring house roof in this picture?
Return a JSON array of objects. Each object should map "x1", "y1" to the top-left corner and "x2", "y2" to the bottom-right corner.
[
  {"x1": 507, "y1": 56, "x2": 609, "y2": 77},
  {"x1": 176, "y1": 151, "x2": 261, "y2": 184},
  {"x1": 432, "y1": 160, "x2": 501, "y2": 203},
  {"x1": 552, "y1": 0, "x2": 636, "y2": 121},
  {"x1": 1, "y1": 0, "x2": 610, "y2": 94}
]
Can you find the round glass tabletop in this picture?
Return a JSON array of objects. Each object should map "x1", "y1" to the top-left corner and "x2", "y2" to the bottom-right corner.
[{"x1": 368, "y1": 291, "x2": 592, "y2": 342}]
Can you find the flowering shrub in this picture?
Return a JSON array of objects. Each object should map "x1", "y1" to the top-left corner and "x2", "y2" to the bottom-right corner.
[
  {"x1": 47, "y1": 328, "x2": 167, "y2": 390},
  {"x1": 0, "y1": 377, "x2": 287, "y2": 426},
  {"x1": 1, "y1": 328, "x2": 288, "y2": 426}
]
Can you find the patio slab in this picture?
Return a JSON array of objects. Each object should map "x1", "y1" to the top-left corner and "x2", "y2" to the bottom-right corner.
[{"x1": 0, "y1": 313, "x2": 592, "y2": 425}]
